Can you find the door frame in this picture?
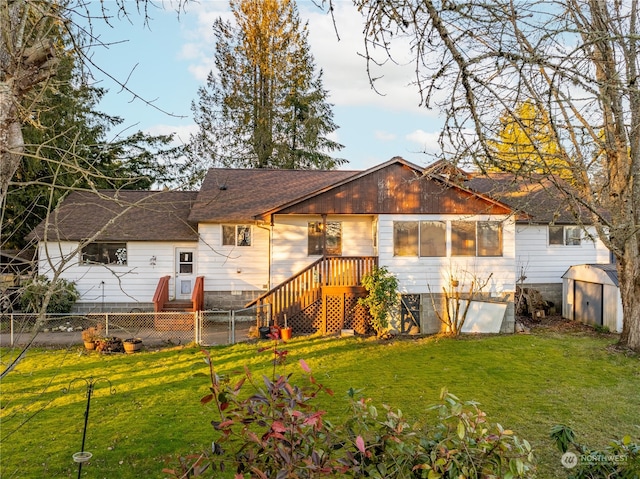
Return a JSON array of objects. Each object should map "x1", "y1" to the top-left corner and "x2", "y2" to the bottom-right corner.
[{"x1": 175, "y1": 248, "x2": 196, "y2": 300}]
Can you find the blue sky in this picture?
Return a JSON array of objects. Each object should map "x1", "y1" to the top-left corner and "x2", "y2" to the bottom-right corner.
[{"x1": 85, "y1": 1, "x2": 445, "y2": 171}]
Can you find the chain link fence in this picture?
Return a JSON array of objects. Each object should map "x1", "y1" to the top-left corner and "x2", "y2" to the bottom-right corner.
[{"x1": 0, "y1": 306, "x2": 265, "y2": 348}]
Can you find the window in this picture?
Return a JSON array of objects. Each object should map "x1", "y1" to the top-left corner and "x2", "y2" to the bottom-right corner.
[
  {"x1": 452, "y1": 221, "x2": 503, "y2": 256},
  {"x1": 419, "y1": 221, "x2": 446, "y2": 257},
  {"x1": 549, "y1": 225, "x2": 582, "y2": 245},
  {"x1": 394, "y1": 220, "x2": 503, "y2": 257},
  {"x1": 477, "y1": 222, "x2": 503, "y2": 256},
  {"x1": 81, "y1": 243, "x2": 127, "y2": 265},
  {"x1": 222, "y1": 225, "x2": 252, "y2": 246},
  {"x1": 451, "y1": 221, "x2": 476, "y2": 256},
  {"x1": 393, "y1": 221, "x2": 418, "y2": 256},
  {"x1": 308, "y1": 221, "x2": 342, "y2": 255}
]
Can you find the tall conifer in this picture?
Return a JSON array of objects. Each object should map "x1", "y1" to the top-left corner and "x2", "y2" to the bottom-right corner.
[{"x1": 189, "y1": 0, "x2": 344, "y2": 172}]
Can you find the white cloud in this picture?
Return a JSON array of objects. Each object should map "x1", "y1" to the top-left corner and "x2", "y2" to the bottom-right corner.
[
  {"x1": 147, "y1": 123, "x2": 198, "y2": 146},
  {"x1": 375, "y1": 130, "x2": 397, "y2": 142},
  {"x1": 406, "y1": 129, "x2": 442, "y2": 153}
]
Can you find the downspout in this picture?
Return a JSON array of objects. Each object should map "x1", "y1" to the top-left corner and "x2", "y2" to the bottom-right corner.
[{"x1": 256, "y1": 221, "x2": 272, "y2": 291}]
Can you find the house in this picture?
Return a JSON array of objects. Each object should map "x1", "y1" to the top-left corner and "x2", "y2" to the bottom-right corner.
[
  {"x1": 464, "y1": 172, "x2": 610, "y2": 313},
  {"x1": 28, "y1": 157, "x2": 611, "y2": 335}
]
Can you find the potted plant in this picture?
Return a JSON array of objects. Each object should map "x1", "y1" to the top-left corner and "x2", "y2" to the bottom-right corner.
[
  {"x1": 81, "y1": 326, "x2": 100, "y2": 350},
  {"x1": 123, "y1": 338, "x2": 142, "y2": 354},
  {"x1": 280, "y1": 314, "x2": 292, "y2": 341},
  {"x1": 95, "y1": 337, "x2": 124, "y2": 353}
]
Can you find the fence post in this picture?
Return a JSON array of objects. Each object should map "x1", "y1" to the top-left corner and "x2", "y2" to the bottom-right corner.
[
  {"x1": 105, "y1": 313, "x2": 109, "y2": 336},
  {"x1": 10, "y1": 313, "x2": 14, "y2": 346},
  {"x1": 194, "y1": 311, "x2": 199, "y2": 345},
  {"x1": 230, "y1": 310, "x2": 235, "y2": 345}
]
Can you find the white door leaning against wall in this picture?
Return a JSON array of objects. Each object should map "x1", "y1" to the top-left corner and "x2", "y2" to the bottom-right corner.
[{"x1": 175, "y1": 248, "x2": 196, "y2": 300}]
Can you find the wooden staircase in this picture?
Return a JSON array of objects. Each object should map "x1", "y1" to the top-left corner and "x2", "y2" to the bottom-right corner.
[
  {"x1": 247, "y1": 256, "x2": 377, "y2": 334},
  {"x1": 153, "y1": 276, "x2": 205, "y2": 312}
]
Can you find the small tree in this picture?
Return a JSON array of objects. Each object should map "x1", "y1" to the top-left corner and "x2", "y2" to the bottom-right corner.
[
  {"x1": 429, "y1": 269, "x2": 493, "y2": 336},
  {"x1": 359, "y1": 266, "x2": 399, "y2": 337}
]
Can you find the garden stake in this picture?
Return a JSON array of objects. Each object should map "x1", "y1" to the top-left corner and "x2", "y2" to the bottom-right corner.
[{"x1": 63, "y1": 377, "x2": 115, "y2": 479}]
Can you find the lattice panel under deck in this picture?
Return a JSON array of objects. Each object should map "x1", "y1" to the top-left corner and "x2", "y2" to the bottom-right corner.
[
  {"x1": 289, "y1": 300, "x2": 323, "y2": 334},
  {"x1": 325, "y1": 296, "x2": 344, "y2": 333},
  {"x1": 343, "y1": 295, "x2": 372, "y2": 334}
]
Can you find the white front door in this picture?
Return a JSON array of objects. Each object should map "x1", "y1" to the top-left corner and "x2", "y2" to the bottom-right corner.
[{"x1": 175, "y1": 248, "x2": 196, "y2": 300}]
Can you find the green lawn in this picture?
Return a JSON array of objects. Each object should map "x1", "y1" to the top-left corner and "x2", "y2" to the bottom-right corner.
[{"x1": 1, "y1": 325, "x2": 639, "y2": 478}]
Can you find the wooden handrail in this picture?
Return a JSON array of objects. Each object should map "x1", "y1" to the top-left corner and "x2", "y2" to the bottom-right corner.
[
  {"x1": 153, "y1": 275, "x2": 171, "y2": 312},
  {"x1": 191, "y1": 276, "x2": 205, "y2": 312},
  {"x1": 247, "y1": 256, "x2": 377, "y2": 326}
]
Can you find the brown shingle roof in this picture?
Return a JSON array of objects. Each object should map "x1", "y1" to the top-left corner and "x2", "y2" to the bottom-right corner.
[
  {"x1": 28, "y1": 190, "x2": 199, "y2": 242},
  {"x1": 188, "y1": 168, "x2": 357, "y2": 223},
  {"x1": 464, "y1": 173, "x2": 592, "y2": 224}
]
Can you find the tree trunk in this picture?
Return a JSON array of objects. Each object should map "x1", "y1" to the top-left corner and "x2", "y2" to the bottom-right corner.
[
  {"x1": 0, "y1": 82, "x2": 23, "y2": 210},
  {"x1": 618, "y1": 247, "x2": 640, "y2": 352}
]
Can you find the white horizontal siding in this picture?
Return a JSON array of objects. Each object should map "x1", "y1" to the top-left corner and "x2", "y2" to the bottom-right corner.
[
  {"x1": 38, "y1": 241, "x2": 196, "y2": 304},
  {"x1": 197, "y1": 224, "x2": 270, "y2": 291},
  {"x1": 271, "y1": 215, "x2": 375, "y2": 286},
  {"x1": 516, "y1": 225, "x2": 610, "y2": 284},
  {"x1": 377, "y1": 214, "x2": 516, "y2": 294}
]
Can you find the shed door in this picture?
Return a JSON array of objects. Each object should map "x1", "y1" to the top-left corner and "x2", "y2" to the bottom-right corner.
[{"x1": 574, "y1": 281, "x2": 603, "y2": 327}]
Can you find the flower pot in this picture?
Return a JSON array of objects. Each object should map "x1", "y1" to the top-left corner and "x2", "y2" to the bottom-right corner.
[
  {"x1": 280, "y1": 327, "x2": 292, "y2": 341},
  {"x1": 84, "y1": 340, "x2": 96, "y2": 350},
  {"x1": 258, "y1": 326, "x2": 271, "y2": 339},
  {"x1": 123, "y1": 339, "x2": 142, "y2": 354}
]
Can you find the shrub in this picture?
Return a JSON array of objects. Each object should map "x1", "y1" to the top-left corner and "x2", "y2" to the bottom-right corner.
[
  {"x1": 164, "y1": 346, "x2": 536, "y2": 478},
  {"x1": 359, "y1": 266, "x2": 399, "y2": 337},
  {"x1": 20, "y1": 275, "x2": 79, "y2": 313}
]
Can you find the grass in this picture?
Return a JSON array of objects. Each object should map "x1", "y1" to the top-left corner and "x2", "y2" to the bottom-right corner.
[{"x1": 1, "y1": 324, "x2": 639, "y2": 478}]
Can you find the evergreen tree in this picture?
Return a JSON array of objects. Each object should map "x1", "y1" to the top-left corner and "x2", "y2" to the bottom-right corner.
[
  {"x1": 189, "y1": 0, "x2": 344, "y2": 172},
  {"x1": 4, "y1": 54, "x2": 185, "y2": 249}
]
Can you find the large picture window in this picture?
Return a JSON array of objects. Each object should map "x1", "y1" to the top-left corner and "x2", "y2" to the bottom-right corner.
[
  {"x1": 81, "y1": 243, "x2": 127, "y2": 265},
  {"x1": 420, "y1": 221, "x2": 447, "y2": 257},
  {"x1": 393, "y1": 221, "x2": 419, "y2": 256},
  {"x1": 477, "y1": 221, "x2": 503, "y2": 256},
  {"x1": 308, "y1": 221, "x2": 342, "y2": 255},
  {"x1": 393, "y1": 221, "x2": 447, "y2": 257},
  {"x1": 549, "y1": 225, "x2": 582, "y2": 246},
  {"x1": 222, "y1": 225, "x2": 252, "y2": 246},
  {"x1": 451, "y1": 221, "x2": 476, "y2": 256}
]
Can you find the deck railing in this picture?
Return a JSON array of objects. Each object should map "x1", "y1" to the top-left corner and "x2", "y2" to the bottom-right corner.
[
  {"x1": 191, "y1": 276, "x2": 205, "y2": 312},
  {"x1": 153, "y1": 276, "x2": 171, "y2": 312},
  {"x1": 249, "y1": 256, "x2": 377, "y2": 326}
]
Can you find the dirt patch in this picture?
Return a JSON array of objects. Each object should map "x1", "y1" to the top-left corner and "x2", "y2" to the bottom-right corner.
[{"x1": 517, "y1": 314, "x2": 616, "y2": 337}]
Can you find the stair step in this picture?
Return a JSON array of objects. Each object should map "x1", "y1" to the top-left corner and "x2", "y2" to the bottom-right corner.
[{"x1": 162, "y1": 301, "x2": 194, "y2": 312}]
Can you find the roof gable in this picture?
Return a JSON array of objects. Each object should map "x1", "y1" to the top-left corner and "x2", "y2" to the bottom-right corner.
[
  {"x1": 262, "y1": 159, "x2": 513, "y2": 219},
  {"x1": 188, "y1": 168, "x2": 357, "y2": 223}
]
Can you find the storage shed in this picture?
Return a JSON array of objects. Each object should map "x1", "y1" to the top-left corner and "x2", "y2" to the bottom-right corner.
[{"x1": 562, "y1": 264, "x2": 623, "y2": 333}]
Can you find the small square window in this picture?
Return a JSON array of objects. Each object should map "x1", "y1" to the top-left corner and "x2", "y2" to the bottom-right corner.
[
  {"x1": 222, "y1": 225, "x2": 251, "y2": 246},
  {"x1": 549, "y1": 225, "x2": 581, "y2": 245},
  {"x1": 308, "y1": 221, "x2": 342, "y2": 256}
]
